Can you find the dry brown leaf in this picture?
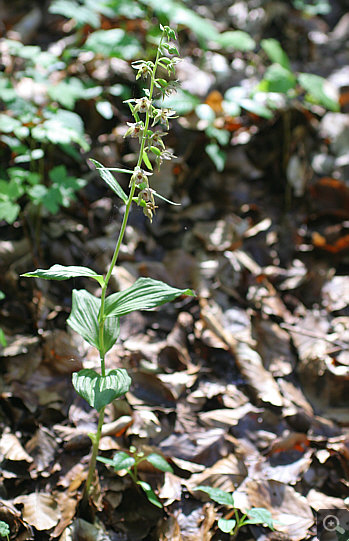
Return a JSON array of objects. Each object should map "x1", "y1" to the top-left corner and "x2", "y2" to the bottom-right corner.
[
  {"x1": 0, "y1": 432, "x2": 33, "y2": 463},
  {"x1": 187, "y1": 454, "x2": 247, "y2": 495},
  {"x1": 14, "y1": 492, "x2": 60, "y2": 530},
  {"x1": 25, "y1": 427, "x2": 58, "y2": 474},
  {"x1": 199, "y1": 404, "x2": 261, "y2": 429},
  {"x1": 306, "y1": 488, "x2": 348, "y2": 511},
  {"x1": 235, "y1": 341, "x2": 284, "y2": 407},
  {"x1": 157, "y1": 515, "x2": 183, "y2": 541}
]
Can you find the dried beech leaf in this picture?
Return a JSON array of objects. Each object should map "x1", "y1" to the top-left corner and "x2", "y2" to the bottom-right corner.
[
  {"x1": 14, "y1": 493, "x2": 60, "y2": 530},
  {"x1": 0, "y1": 433, "x2": 33, "y2": 462}
]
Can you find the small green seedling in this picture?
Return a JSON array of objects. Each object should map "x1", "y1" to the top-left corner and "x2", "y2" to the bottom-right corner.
[
  {"x1": 0, "y1": 521, "x2": 10, "y2": 541},
  {"x1": 22, "y1": 24, "x2": 194, "y2": 507},
  {"x1": 195, "y1": 485, "x2": 275, "y2": 538},
  {"x1": 98, "y1": 446, "x2": 173, "y2": 508}
]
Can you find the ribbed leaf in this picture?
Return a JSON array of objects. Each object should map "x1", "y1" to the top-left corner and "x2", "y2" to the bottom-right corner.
[
  {"x1": 104, "y1": 277, "x2": 194, "y2": 318},
  {"x1": 67, "y1": 289, "x2": 119, "y2": 352},
  {"x1": 72, "y1": 368, "x2": 131, "y2": 411},
  {"x1": 22, "y1": 264, "x2": 104, "y2": 286},
  {"x1": 90, "y1": 159, "x2": 128, "y2": 202}
]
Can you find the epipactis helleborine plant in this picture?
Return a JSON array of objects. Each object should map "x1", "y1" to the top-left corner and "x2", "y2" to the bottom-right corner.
[{"x1": 22, "y1": 24, "x2": 194, "y2": 506}]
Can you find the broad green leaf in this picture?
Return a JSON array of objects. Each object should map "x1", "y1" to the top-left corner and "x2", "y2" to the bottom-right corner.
[
  {"x1": 240, "y1": 98, "x2": 273, "y2": 119},
  {"x1": 104, "y1": 277, "x2": 194, "y2": 318},
  {"x1": 260, "y1": 64, "x2": 296, "y2": 94},
  {"x1": 72, "y1": 368, "x2": 131, "y2": 411},
  {"x1": 0, "y1": 291, "x2": 4, "y2": 301},
  {"x1": 206, "y1": 143, "x2": 226, "y2": 172},
  {"x1": 218, "y1": 518, "x2": 236, "y2": 533},
  {"x1": 261, "y1": 39, "x2": 291, "y2": 70},
  {"x1": 85, "y1": 29, "x2": 141, "y2": 60},
  {"x1": 67, "y1": 289, "x2": 119, "y2": 352},
  {"x1": 160, "y1": 89, "x2": 200, "y2": 115},
  {"x1": 137, "y1": 480, "x2": 162, "y2": 508},
  {"x1": 90, "y1": 159, "x2": 128, "y2": 203},
  {"x1": 215, "y1": 31, "x2": 255, "y2": 51},
  {"x1": 0, "y1": 114, "x2": 21, "y2": 133},
  {"x1": 195, "y1": 486, "x2": 235, "y2": 506},
  {"x1": 0, "y1": 201, "x2": 20, "y2": 224},
  {"x1": 96, "y1": 100, "x2": 113, "y2": 119},
  {"x1": 298, "y1": 73, "x2": 339, "y2": 112},
  {"x1": 146, "y1": 453, "x2": 173, "y2": 473},
  {"x1": 195, "y1": 103, "x2": 216, "y2": 122},
  {"x1": 98, "y1": 451, "x2": 135, "y2": 471},
  {"x1": 49, "y1": 0, "x2": 100, "y2": 28},
  {"x1": 0, "y1": 520, "x2": 10, "y2": 537},
  {"x1": 244, "y1": 508, "x2": 275, "y2": 529},
  {"x1": 205, "y1": 126, "x2": 230, "y2": 146},
  {"x1": 22, "y1": 264, "x2": 104, "y2": 286}
]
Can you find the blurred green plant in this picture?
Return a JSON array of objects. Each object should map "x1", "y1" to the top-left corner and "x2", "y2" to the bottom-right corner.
[
  {"x1": 98, "y1": 446, "x2": 173, "y2": 507},
  {"x1": 0, "y1": 40, "x2": 90, "y2": 225},
  {"x1": 0, "y1": 521, "x2": 10, "y2": 541}
]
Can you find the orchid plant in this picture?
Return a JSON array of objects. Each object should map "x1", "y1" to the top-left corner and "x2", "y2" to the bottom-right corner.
[{"x1": 22, "y1": 25, "x2": 194, "y2": 507}]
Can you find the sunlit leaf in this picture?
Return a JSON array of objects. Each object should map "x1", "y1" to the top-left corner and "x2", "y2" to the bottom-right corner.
[
  {"x1": 261, "y1": 38, "x2": 291, "y2": 70},
  {"x1": 218, "y1": 518, "x2": 236, "y2": 533},
  {"x1": 90, "y1": 159, "x2": 128, "y2": 202},
  {"x1": 146, "y1": 453, "x2": 173, "y2": 473},
  {"x1": 206, "y1": 143, "x2": 226, "y2": 172},
  {"x1": 244, "y1": 507, "x2": 275, "y2": 529},
  {"x1": 85, "y1": 29, "x2": 141, "y2": 60},
  {"x1": 215, "y1": 30, "x2": 255, "y2": 51},
  {"x1": 160, "y1": 89, "x2": 200, "y2": 115},
  {"x1": 260, "y1": 64, "x2": 296, "y2": 94},
  {"x1": 67, "y1": 289, "x2": 119, "y2": 352},
  {"x1": 137, "y1": 480, "x2": 163, "y2": 508},
  {"x1": 104, "y1": 277, "x2": 194, "y2": 318},
  {"x1": 72, "y1": 368, "x2": 131, "y2": 411},
  {"x1": 298, "y1": 73, "x2": 339, "y2": 111},
  {"x1": 240, "y1": 98, "x2": 273, "y2": 119},
  {"x1": 22, "y1": 264, "x2": 104, "y2": 286},
  {"x1": 195, "y1": 485, "x2": 235, "y2": 506},
  {"x1": 98, "y1": 451, "x2": 135, "y2": 471}
]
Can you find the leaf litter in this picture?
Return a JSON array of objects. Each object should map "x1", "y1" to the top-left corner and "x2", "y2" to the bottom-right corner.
[{"x1": 0, "y1": 1, "x2": 349, "y2": 540}]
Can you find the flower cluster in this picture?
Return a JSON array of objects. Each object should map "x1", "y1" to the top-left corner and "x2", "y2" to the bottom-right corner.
[{"x1": 123, "y1": 25, "x2": 180, "y2": 222}]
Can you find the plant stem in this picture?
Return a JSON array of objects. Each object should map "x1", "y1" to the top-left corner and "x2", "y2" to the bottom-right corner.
[
  {"x1": 83, "y1": 405, "x2": 106, "y2": 500},
  {"x1": 82, "y1": 30, "x2": 166, "y2": 503}
]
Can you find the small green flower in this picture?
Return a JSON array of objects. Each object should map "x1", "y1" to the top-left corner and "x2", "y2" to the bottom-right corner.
[
  {"x1": 124, "y1": 122, "x2": 144, "y2": 140},
  {"x1": 155, "y1": 149, "x2": 177, "y2": 170},
  {"x1": 149, "y1": 130, "x2": 167, "y2": 149},
  {"x1": 130, "y1": 166, "x2": 152, "y2": 187},
  {"x1": 132, "y1": 61, "x2": 154, "y2": 80},
  {"x1": 152, "y1": 108, "x2": 177, "y2": 129},
  {"x1": 134, "y1": 97, "x2": 152, "y2": 114}
]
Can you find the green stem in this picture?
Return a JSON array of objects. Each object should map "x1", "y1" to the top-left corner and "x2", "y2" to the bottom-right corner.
[
  {"x1": 83, "y1": 405, "x2": 106, "y2": 501},
  {"x1": 82, "y1": 29, "x2": 166, "y2": 505}
]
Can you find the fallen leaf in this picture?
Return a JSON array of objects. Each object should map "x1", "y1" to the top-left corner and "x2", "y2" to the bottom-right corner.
[{"x1": 14, "y1": 492, "x2": 60, "y2": 530}]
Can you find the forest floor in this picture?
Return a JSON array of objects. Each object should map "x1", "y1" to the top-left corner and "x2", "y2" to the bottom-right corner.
[{"x1": 0, "y1": 1, "x2": 348, "y2": 540}]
